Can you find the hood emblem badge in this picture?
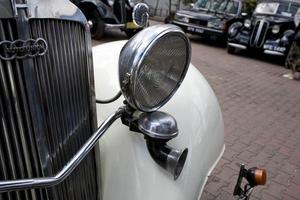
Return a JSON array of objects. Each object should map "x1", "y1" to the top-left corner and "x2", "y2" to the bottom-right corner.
[{"x1": 0, "y1": 38, "x2": 48, "y2": 61}]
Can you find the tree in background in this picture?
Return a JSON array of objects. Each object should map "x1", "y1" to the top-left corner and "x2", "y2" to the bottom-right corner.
[{"x1": 243, "y1": 0, "x2": 257, "y2": 14}]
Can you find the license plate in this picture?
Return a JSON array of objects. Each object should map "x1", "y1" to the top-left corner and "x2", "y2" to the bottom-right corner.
[
  {"x1": 187, "y1": 26, "x2": 204, "y2": 33},
  {"x1": 127, "y1": 22, "x2": 138, "y2": 29},
  {"x1": 263, "y1": 44, "x2": 286, "y2": 52}
]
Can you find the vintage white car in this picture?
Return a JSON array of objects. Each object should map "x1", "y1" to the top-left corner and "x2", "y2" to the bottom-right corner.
[{"x1": 0, "y1": 0, "x2": 266, "y2": 199}]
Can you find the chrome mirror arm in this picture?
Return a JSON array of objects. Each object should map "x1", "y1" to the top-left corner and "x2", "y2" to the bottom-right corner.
[{"x1": 0, "y1": 106, "x2": 126, "y2": 193}]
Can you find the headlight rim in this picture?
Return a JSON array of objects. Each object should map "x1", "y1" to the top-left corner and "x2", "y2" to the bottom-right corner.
[
  {"x1": 133, "y1": 31, "x2": 190, "y2": 112},
  {"x1": 272, "y1": 25, "x2": 280, "y2": 34},
  {"x1": 119, "y1": 25, "x2": 191, "y2": 112},
  {"x1": 244, "y1": 19, "x2": 251, "y2": 28}
]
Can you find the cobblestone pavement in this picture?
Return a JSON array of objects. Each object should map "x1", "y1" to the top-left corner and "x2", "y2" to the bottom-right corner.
[{"x1": 189, "y1": 37, "x2": 300, "y2": 200}]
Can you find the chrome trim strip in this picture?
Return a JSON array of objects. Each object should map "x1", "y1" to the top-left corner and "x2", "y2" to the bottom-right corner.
[
  {"x1": 105, "y1": 23, "x2": 126, "y2": 29},
  {"x1": 175, "y1": 13, "x2": 193, "y2": 18},
  {"x1": 264, "y1": 50, "x2": 285, "y2": 56},
  {"x1": 250, "y1": 20, "x2": 259, "y2": 47},
  {"x1": 0, "y1": 107, "x2": 126, "y2": 193},
  {"x1": 228, "y1": 43, "x2": 247, "y2": 49},
  {"x1": 173, "y1": 21, "x2": 224, "y2": 33},
  {"x1": 254, "y1": 20, "x2": 264, "y2": 45},
  {"x1": 257, "y1": 21, "x2": 269, "y2": 48}
]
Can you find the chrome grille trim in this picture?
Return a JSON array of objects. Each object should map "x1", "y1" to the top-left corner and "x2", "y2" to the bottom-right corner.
[
  {"x1": 29, "y1": 19, "x2": 98, "y2": 200},
  {"x1": 0, "y1": 19, "x2": 46, "y2": 200},
  {"x1": 0, "y1": 18, "x2": 97, "y2": 200},
  {"x1": 256, "y1": 21, "x2": 269, "y2": 48},
  {"x1": 249, "y1": 20, "x2": 269, "y2": 48}
]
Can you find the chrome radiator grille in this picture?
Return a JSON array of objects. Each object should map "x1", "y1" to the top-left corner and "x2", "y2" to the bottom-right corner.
[
  {"x1": 250, "y1": 20, "x2": 269, "y2": 48},
  {"x1": 0, "y1": 19, "x2": 97, "y2": 200}
]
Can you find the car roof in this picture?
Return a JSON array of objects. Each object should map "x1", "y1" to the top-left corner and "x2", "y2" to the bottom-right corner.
[{"x1": 258, "y1": 0, "x2": 300, "y2": 5}]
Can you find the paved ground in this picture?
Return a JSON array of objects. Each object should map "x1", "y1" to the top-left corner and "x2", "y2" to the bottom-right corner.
[
  {"x1": 93, "y1": 22, "x2": 300, "y2": 199},
  {"x1": 190, "y1": 37, "x2": 300, "y2": 200}
]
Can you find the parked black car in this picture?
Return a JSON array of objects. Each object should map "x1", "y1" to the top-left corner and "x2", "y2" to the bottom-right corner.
[
  {"x1": 227, "y1": 0, "x2": 300, "y2": 56},
  {"x1": 172, "y1": 0, "x2": 255, "y2": 41},
  {"x1": 71, "y1": 0, "x2": 148, "y2": 39}
]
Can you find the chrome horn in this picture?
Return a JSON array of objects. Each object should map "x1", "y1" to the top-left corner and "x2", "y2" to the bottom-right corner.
[{"x1": 138, "y1": 111, "x2": 188, "y2": 180}]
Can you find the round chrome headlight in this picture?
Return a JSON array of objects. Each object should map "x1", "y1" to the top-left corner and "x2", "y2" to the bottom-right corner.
[
  {"x1": 272, "y1": 25, "x2": 280, "y2": 34},
  {"x1": 244, "y1": 19, "x2": 251, "y2": 28},
  {"x1": 119, "y1": 25, "x2": 191, "y2": 112}
]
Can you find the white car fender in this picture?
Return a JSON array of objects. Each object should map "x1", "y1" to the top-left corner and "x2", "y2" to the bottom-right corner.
[{"x1": 93, "y1": 40, "x2": 225, "y2": 200}]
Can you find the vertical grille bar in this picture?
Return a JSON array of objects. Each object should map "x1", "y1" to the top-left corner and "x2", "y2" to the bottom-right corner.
[
  {"x1": 0, "y1": 19, "x2": 47, "y2": 200},
  {"x1": 256, "y1": 21, "x2": 269, "y2": 48},
  {"x1": 30, "y1": 19, "x2": 98, "y2": 200},
  {"x1": 250, "y1": 20, "x2": 260, "y2": 47},
  {"x1": 250, "y1": 20, "x2": 269, "y2": 48},
  {"x1": 0, "y1": 18, "x2": 97, "y2": 200}
]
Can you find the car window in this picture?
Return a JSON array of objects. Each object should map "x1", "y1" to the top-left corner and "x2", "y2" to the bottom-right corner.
[
  {"x1": 213, "y1": 0, "x2": 240, "y2": 14},
  {"x1": 255, "y1": 3, "x2": 279, "y2": 15},
  {"x1": 194, "y1": 0, "x2": 212, "y2": 10},
  {"x1": 277, "y1": 3, "x2": 300, "y2": 17}
]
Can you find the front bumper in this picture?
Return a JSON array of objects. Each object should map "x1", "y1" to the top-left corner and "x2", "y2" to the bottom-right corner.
[
  {"x1": 173, "y1": 20, "x2": 225, "y2": 38},
  {"x1": 263, "y1": 40, "x2": 287, "y2": 56},
  {"x1": 228, "y1": 31, "x2": 288, "y2": 56}
]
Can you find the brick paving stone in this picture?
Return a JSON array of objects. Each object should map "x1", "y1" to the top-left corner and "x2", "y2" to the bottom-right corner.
[
  {"x1": 291, "y1": 171, "x2": 300, "y2": 185},
  {"x1": 190, "y1": 37, "x2": 300, "y2": 199},
  {"x1": 285, "y1": 184, "x2": 300, "y2": 199}
]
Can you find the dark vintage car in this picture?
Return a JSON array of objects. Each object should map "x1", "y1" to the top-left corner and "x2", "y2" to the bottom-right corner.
[
  {"x1": 71, "y1": 0, "x2": 148, "y2": 38},
  {"x1": 227, "y1": 0, "x2": 300, "y2": 56},
  {"x1": 172, "y1": 0, "x2": 254, "y2": 41}
]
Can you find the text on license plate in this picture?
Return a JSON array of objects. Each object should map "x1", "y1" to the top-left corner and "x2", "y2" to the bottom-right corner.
[
  {"x1": 187, "y1": 26, "x2": 204, "y2": 33},
  {"x1": 263, "y1": 44, "x2": 286, "y2": 52}
]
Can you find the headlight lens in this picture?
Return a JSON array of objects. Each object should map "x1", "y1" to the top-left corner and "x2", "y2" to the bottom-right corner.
[
  {"x1": 175, "y1": 14, "x2": 189, "y2": 23},
  {"x1": 119, "y1": 25, "x2": 191, "y2": 112},
  {"x1": 108, "y1": 0, "x2": 114, "y2": 6},
  {"x1": 244, "y1": 19, "x2": 251, "y2": 28},
  {"x1": 272, "y1": 25, "x2": 280, "y2": 34},
  {"x1": 132, "y1": 3, "x2": 149, "y2": 27},
  {"x1": 207, "y1": 20, "x2": 225, "y2": 29}
]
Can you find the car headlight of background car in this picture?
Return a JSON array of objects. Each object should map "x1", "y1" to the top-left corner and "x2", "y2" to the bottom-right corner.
[
  {"x1": 119, "y1": 24, "x2": 191, "y2": 112},
  {"x1": 228, "y1": 22, "x2": 243, "y2": 38},
  {"x1": 244, "y1": 19, "x2": 251, "y2": 28},
  {"x1": 272, "y1": 25, "x2": 280, "y2": 34},
  {"x1": 175, "y1": 14, "x2": 189, "y2": 23},
  {"x1": 207, "y1": 20, "x2": 226, "y2": 30}
]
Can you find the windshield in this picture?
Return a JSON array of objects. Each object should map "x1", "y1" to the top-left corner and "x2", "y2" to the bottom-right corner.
[
  {"x1": 255, "y1": 2, "x2": 300, "y2": 17},
  {"x1": 214, "y1": 0, "x2": 240, "y2": 14},
  {"x1": 193, "y1": 0, "x2": 240, "y2": 14}
]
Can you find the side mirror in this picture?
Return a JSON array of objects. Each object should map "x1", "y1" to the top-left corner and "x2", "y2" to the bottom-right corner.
[
  {"x1": 132, "y1": 3, "x2": 149, "y2": 27},
  {"x1": 241, "y1": 12, "x2": 248, "y2": 17}
]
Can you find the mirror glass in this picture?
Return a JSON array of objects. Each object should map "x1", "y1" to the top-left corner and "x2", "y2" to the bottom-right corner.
[{"x1": 132, "y1": 3, "x2": 149, "y2": 27}]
